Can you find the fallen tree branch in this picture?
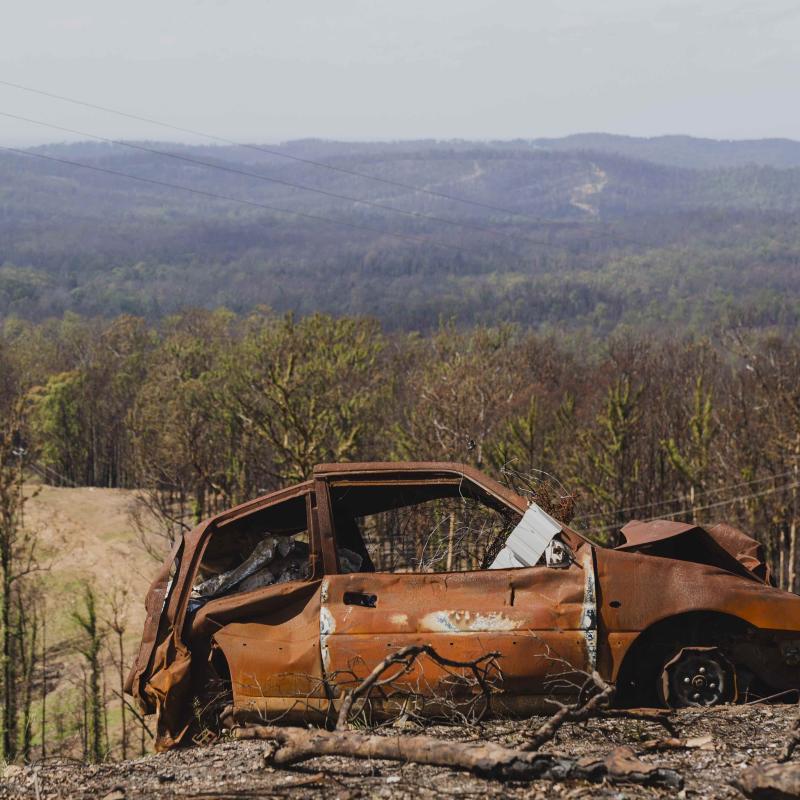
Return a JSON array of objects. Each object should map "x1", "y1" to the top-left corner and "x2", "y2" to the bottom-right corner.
[
  {"x1": 597, "y1": 708, "x2": 677, "y2": 736},
  {"x1": 523, "y1": 670, "x2": 614, "y2": 751},
  {"x1": 640, "y1": 734, "x2": 713, "y2": 752},
  {"x1": 233, "y1": 725, "x2": 682, "y2": 789},
  {"x1": 733, "y1": 761, "x2": 800, "y2": 798}
]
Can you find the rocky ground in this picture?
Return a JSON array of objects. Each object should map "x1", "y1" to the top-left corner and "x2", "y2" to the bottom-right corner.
[{"x1": 3, "y1": 704, "x2": 800, "y2": 799}]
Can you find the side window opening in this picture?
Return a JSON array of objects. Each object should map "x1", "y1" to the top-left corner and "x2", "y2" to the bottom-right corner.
[
  {"x1": 331, "y1": 481, "x2": 522, "y2": 574},
  {"x1": 191, "y1": 494, "x2": 312, "y2": 604}
]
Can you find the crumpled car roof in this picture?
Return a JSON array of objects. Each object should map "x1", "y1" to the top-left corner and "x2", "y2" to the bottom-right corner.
[{"x1": 616, "y1": 519, "x2": 772, "y2": 585}]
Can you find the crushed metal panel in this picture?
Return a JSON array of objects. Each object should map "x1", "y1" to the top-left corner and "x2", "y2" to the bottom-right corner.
[
  {"x1": 489, "y1": 502, "x2": 562, "y2": 569},
  {"x1": 617, "y1": 518, "x2": 771, "y2": 582},
  {"x1": 706, "y1": 521, "x2": 772, "y2": 584},
  {"x1": 618, "y1": 519, "x2": 698, "y2": 548},
  {"x1": 616, "y1": 519, "x2": 765, "y2": 583},
  {"x1": 594, "y1": 545, "x2": 800, "y2": 686},
  {"x1": 208, "y1": 580, "x2": 326, "y2": 715},
  {"x1": 124, "y1": 535, "x2": 184, "y2": 702}
]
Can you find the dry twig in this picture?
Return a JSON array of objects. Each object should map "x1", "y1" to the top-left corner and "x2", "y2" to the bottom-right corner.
[
  {"x1": 597, "y1": 707, "x2": 677, "y2": 735},
  {"x1": 334, "y1": 643, "x2": 501, "y2": 730},
  {"x1": 523, "y1": 670, "x2": 614, "y2": 751}
]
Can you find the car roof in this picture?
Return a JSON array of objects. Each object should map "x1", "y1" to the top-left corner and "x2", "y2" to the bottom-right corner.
[
  {"x1": 314, "y1": 461, "x2": 527, "y2": 510},
  {"x1": 211, "y1": 461, "x2": 528, "y2": 529}
]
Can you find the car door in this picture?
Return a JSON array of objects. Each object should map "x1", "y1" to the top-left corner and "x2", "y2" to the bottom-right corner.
[{"x1": 316, "y1": 474, "x2": 597, "y2": 715}]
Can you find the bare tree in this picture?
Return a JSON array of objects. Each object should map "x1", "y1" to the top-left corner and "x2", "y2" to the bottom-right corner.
[
  {"x1": 106, "y1": 588, "x2": 129, "y2": 759},
  {"x1": 72, "y1": 584, "x2": 105, "y2": 763},
  {"x1": 0, "y1": 394, "x2": 41, "y2": 761}
]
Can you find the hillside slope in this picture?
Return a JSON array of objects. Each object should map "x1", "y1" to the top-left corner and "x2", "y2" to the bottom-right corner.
[
  {"x1": 532, "y1": 133, "x2": 800, "y2": 169},
  {"x1": 2, "y1": 138, "x2": 800, "y2": 331}
]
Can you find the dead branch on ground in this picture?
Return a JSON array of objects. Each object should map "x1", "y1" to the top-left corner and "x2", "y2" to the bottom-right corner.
[
  {"x1": 234, "y1": 725, "x2": 682, "y2": 789},
  {"x1": 597, "y1": 707, "x2": 677, "y2": 735},
  {"x1": 733, "y1": 761, "x2": 800, "y2": 799},
  {"x1": 523, "y1": 670, "x2": 614, "y2": 750}
]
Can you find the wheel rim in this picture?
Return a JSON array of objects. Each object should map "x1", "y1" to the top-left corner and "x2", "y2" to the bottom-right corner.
[{"x1": 660, "y1": 646, "x2": 737, "y2": 708}]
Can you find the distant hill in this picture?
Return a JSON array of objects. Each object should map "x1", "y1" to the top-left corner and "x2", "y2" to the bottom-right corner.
[
  {"x1": 1, "y1": 139, "x2": 799, "y2": 331},
  {"x1": 532, "y1": 133, "x2": 800, "y2": 169}
]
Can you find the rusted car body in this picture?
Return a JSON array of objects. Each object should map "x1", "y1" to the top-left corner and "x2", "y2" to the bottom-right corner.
[{"x1": 125, "y1": 462, "x2": 800, "y2": 750}]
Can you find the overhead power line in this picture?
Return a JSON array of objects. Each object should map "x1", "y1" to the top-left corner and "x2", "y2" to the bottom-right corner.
[
  {"x1": 0, "y1": 110, "x2": 541, "y2": 255},
  {"x1": 572, "y1": 468, "x2": 800, "y2": 523},
  {"x1": 585, "y1": 480, "x2": 800, "y2": 536},
  {"x1": 0, "y1": 78, "x2": 638, "y2": 244},
  {"x1": 0, "y1": 145, "x2": 476, "y2": 254}
]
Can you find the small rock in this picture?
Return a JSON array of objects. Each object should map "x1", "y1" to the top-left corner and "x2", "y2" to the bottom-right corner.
[
  {"x1": 101, "y1": 789, "x2": 126, "y2": 800},
  {"x1": 734, "y1": 761, "x2": 800, "y2": 798},
  {"x1": 3, "y1": 764, "x2": 24, "y2": 780}
]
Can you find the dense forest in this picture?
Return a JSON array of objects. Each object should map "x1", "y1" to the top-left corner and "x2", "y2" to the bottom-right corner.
[
  {"x1": 1, "y1": 136, "x2": 799, "y2": 330},
  {"x1": 2, "y1": 309, "x2": 798, "y2": 564}
]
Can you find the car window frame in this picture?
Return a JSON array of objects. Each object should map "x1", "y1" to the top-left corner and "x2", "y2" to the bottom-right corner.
[
  {"x1": 318, "y1": 472, "x2": 526, "y2": 576},
  {"x1": 184, "y1": 484, "x2": 321, "y2": 614}
]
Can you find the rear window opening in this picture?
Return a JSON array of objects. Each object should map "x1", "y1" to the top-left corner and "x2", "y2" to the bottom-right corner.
[{"x1": 192, "y1": 494, "x2": 312, "y2": 603}]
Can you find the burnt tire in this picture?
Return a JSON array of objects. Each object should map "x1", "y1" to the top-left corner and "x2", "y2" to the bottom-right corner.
[{"x1": 658, "y1": 646, "x2": 738, "y2": 708}]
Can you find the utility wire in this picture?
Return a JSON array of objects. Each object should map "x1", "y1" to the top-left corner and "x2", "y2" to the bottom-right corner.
[
  {"x1": 572, "y1": 468, "x2": 800, "y2": 523},
  {"x1": 0, "y1": 110, "x2": 540, "y2": 256},
  {"x1": 585, "y1": 480, "x2": 800, "y2": 536},
  {"x1": 0, "y1": 78, "x2": 639, "y2": 244},
  {"x1": 28, "y1": 459, "x2": 79, "y2": 488},
  {"x1": 0, "y1": 145, "x2": 474, "y2": 254}
]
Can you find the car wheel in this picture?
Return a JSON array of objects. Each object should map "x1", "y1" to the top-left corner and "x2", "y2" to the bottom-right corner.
[{"x1": 659, "y1": 646, "x2": 738, "y2": 708}]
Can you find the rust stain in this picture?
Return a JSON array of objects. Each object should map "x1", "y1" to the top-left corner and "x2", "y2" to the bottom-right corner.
[{"x1": 419, "y1": 610, "x2": 518, "y2": 632}]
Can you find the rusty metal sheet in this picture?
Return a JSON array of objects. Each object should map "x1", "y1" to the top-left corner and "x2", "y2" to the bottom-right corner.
[
  {"x1": 596, "y1": 547, "x2": 800, "y2": 636},
  {"x1": 616, "y1": 519, "x2": 768, "y2": 583}
]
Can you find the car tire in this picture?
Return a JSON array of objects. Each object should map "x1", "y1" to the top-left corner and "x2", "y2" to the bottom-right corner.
[{"x1": 658, "y1": 646, "x2": 738, "y2": 708}]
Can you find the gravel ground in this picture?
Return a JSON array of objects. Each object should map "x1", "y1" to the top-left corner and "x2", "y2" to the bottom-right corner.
[{"x1": 2, "y1": 705, "x2": 798, "y2": 799}]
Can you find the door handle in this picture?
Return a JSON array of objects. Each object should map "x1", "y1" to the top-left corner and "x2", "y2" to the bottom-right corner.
[{"x1": 343, "y1": 591, "x2": 377, "y2": 608}]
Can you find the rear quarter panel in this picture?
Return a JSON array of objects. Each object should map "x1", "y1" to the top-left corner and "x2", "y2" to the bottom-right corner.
[{"x1": 594, "y1": 547, "x2": 800, "y2": 681}]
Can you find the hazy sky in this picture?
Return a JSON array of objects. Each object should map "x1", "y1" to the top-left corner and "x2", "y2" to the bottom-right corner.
[{"x1": 1, "y1": 0, "x2": 799, "y2": 145}]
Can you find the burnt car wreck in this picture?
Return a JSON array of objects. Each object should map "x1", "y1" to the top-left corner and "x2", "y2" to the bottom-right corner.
[{"x1": 125, "y1": 462, "x2": 800, "y2": 750}]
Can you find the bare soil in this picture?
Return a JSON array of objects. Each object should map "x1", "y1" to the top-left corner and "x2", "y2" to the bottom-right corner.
[
  {"x1": 2, "y1": 703, "x2": 798, "y2": 799},
  {"x1": 25, "y1": 483, "x2": 153, "y2": 641}
]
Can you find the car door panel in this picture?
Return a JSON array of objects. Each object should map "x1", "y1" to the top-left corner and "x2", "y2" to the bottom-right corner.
[{"x1": 321, "y1": 551, "x2": 595, "y2": 705}]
